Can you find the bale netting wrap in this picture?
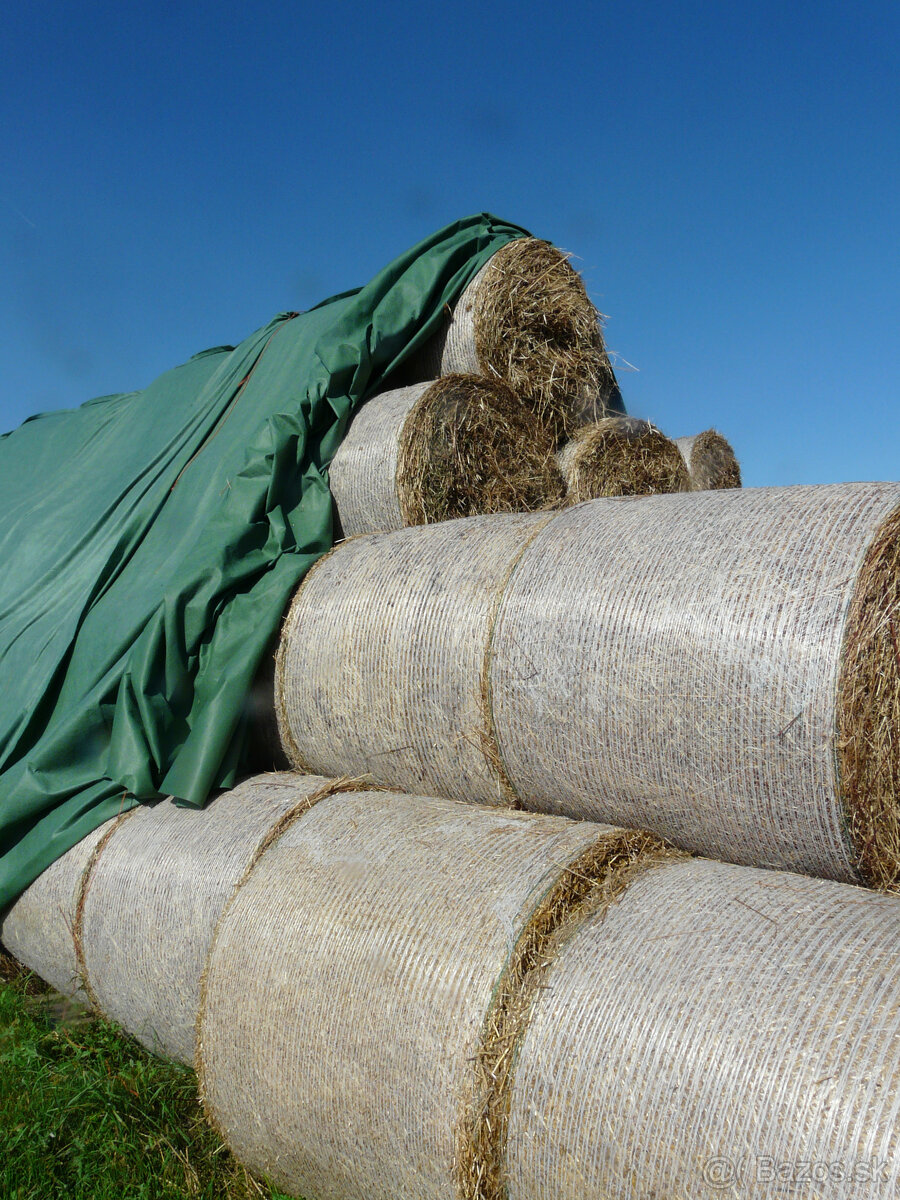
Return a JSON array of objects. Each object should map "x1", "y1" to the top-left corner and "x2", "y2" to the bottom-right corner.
[
  {"x1": 329, "y1": 375, "x2": 563, "y2": 536},
  {"x1": 0, "y1": 815, "x2": 124, "y2": 1002},
  {"x1": 506, "y1": 857, "x2": 900, "y2": 1200},
  {"x1": 557, "y1": 416, "x2": 690, "y2": 502},
  {"x1": 490, "y1": 482, "x2": 900, "y2": 886},
  {"x1": 78, "y1": 773, "x2": 331, "y2": 1063},
  {"x1": 276, "y1": 510, "x2": 552, "y2": 805},
  {"x1": 197, "y1": 788, "x2": 670, "y2": 1200},
  {"x1": 675, "y1": 429, "x2": 742, "y2": 490},
  {"x1": 410, "y1": 238, "x2": 623, "y2": 440}
]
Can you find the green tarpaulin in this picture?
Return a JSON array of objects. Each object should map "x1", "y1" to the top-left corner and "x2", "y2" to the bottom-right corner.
[{"x1": 0, "y1": 214, "x2": 529, "y2": 909}]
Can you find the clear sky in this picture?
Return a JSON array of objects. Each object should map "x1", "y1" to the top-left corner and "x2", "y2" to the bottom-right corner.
[{"x1": 3, "y1": 0, "x2": 897, "y2": 487}]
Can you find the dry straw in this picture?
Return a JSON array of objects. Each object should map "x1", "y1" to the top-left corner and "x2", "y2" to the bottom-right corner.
[
  {"x1": 330, "y1": 374, "x2": 563, "y2": 536},
  {"x1": 506, "y1": 856, "x2": 900, "y2": 1199},
  {"x1": 0, "y1": 815, "x2": 124, "y2": 1003},
  {"x1": 75, "y1": 774, "x2": 331, "y2": 1063},
  {"x1": 557, "y1": 416, "x2": 690, "y2": 502},
  {"x1": 275, "y1": 510, "x2": 552, "y2": 806},
  {"x1": 196, "y1": 788, "x2": 656, "y2": 1200},
  {"x1": 408, "y1": 238, "x2": 622, "y2": 441},
  {"x1": 276, "y1": 483, "x2": 900, "y2": 888},
  {"x1": 675, "y1": 429, "x2": 742, "y2": 490}
]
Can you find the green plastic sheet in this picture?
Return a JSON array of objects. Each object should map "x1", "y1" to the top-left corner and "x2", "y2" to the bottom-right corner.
[{"x1": 0, "y1": 214, "x2": 529, "y2": 908}]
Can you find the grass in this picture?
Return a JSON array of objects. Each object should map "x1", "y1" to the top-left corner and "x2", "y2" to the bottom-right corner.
[{"x1": 0, "y1": 954, "x2": 296, "y2": 1200}]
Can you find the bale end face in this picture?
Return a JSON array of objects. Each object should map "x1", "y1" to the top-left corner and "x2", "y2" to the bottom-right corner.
[
  {"x1": 396, "y1": 374, "x2": 564, "y2": 526},
  {"x1": 839, "y1": 504, "x2": 900, "y2": 890},
  {"x1": 678, "y1": 429, "x2": 742, "y2": 490},
  {"x1": 472, "y1": 238, "x2": 620, "y2": 442},
  {"x1": 561, "y1": 417, "x2": 691, "y2": 503}
]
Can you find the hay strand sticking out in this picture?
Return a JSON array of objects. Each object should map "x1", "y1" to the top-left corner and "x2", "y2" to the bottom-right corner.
[
  {"x1": 411, "y1": 238, "x2": 623, "y2": 440},
  {"x1": 506, "y1": 857, "x2": 900, "y2": 1199},
  {"x1": 557, "y1": 417, "x2": 690, "y2": 502},
  {"x1": 330, "y1": 375, "x2": 562, "y2": 536},
  {"x1": 675, "y1": 429, "x2": 742, "y2": 490}
]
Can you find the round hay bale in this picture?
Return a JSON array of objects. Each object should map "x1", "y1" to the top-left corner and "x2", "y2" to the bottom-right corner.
[
  {"x1": 557, "y1": 417, "x2": 690, "y2": 502},
  {"x1": 0, "y1": 814, "x2": 128, "y2": 1003},
  {"x1": 330, "y1": 374, "x2": 563, "y2": 536},
  {"x1": 77, "y1": 773, "x2": 330, "y2": 1063},
  {"x1": 490, "y1": 483, "x2": 900, "y2": 886},
  {"x1": 506, "y1": 857, "x2": 900, "y2": 1199},
  {"x1": 675, "y1": 429, "x2": 742, "y2": 490},
  {"x1": 196, "y1": 787, "x2": 667, "y2": 1200},
  {"x1": 409, "y1": 238, "x2": 623, "y2": 440},
  {"x1": 275, "y1": 510, "x2": 552, "y2": 805}
]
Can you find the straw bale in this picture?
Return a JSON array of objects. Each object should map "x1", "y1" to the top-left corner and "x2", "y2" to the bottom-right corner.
[
  {"x1": 507, "y1": 856, "x2": 900, "y2": 1199},
  {"x1": 557, "y1": 416, "x2": 690, "y2": 501},
  {"x1": 275, "y1": 511, "x2": 552, "y2": 805},
  {"x1": 0, "y1": 817, "x2": 122, "y2": 1003},
  {"x1": 490, "y1": 483, "x2": 900, "y2": 885},
  {"x1": 78, "y1": 773, "x2": 329, "y2": 1063},
  {"x1": 675, "y1": 429, "x2": 742, "y2": 490},
  {"x1": 329, "y1": 375, "x2": 562, "y2": 536},
  {"x1": 408, "y1": 238, "x2": 622, "y2": 440},
  {"x1": 196, "y1": 788, "x2": 650, "y2": 1200}
]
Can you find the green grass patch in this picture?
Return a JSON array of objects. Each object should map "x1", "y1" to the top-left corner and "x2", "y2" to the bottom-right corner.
[{"x1": 0, "y1": 955, "x2": 295, "y2": 1200}]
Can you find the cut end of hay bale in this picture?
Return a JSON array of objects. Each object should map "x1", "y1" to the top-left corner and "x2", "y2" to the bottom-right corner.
[
  {"x1": 676, "y1": 429, "x2": 742, "y2": 490},
  {"x1": 839, "y1": 504, "x2": 900, "y2": 891},
  {"x1": 395, "y1": 374, "x2": 564, "y2": 526},
  {"x1": 455, "y1": 827, "x2": 685, "y2": 1200},
  {"x1": 472, "y1": 238, "x2": 621, "y2": 442},
  {"x1": 558, "y1": 417, "x2": 691, "y2": 503}
]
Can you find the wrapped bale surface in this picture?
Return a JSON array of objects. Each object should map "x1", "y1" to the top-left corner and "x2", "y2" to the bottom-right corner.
[
  {"x1": 675, "y1": 429, "x2": 742, "y2": 490},
  {"x1": 329, "y1": 375, "x2": 563, "y2": 536},
  {"x1": 557, "y1": 416, "x2": 690, "y2": 501},
  {"x1": 78, "y1": 773, "x2": 330, "y2": 1063},
  {"x1": 491, "y1": 483, "x2": 900, "y2": 886},
  {"x1": 507, "y1": 857, "x2": 900, "y2": 1200},
  {"x1": 276, "y1": 511, "x2": 552, "y2": 805},
  {"x1": 197, "y1": 788, "x2": 669, "y2": 1200},
  {"x1": 408, "y1": 238, "x2": 623, "y2": 439},
  {"x1": 0, "y1": 815, "x2": 125, "y2": 1002}
]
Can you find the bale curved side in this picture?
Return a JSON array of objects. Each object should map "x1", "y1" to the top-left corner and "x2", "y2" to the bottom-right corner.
[
  {"x1": 79, "y1": 773, "x2": 330, "y2": 1063},
  {"x1": 490, "y1": 483, "x2": 900, "y2": 885},
  {"x1": 275, "y1": 511, "x2": 552, "y2": 805},
  {"x1": 195, "y1": 789, "x2": 638, "y2": 1200},
  {"x1": 506, "y1": 857, "x2": 900, "y2": 1199}
]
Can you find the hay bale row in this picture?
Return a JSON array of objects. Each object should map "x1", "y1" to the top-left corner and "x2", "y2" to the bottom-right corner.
[
  {"x1": 556, "y1": 416, "x2": 690, "y2": 502},
  {"x1": 404, "y1": 237, "x2": 623, "y2": 440},
  {"x1": 275, "y1": 482, "x2": 900, "y2": 888},
  {"x1": 330, "y1": 375, "x2": 563, "y2": 536},
  {"x1": 195, "y1": 787, "x2": 900, "y2": 1200},
  {"x1": 6, "y1": 778, "x2": 900, "y2": 1196},
  {"x1": 676, "y1": 428, "x2": 742, "y2": 489}
]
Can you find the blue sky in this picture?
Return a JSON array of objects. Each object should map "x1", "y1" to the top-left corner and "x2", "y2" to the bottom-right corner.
[{"x1": 3, "y1": 0, "x2": 897, "y2": 486}]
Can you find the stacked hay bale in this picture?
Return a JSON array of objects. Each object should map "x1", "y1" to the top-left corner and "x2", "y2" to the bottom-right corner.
[
  {"x1": 405, "y1": 237, "x2": 624, "y2": 440},
  {"x1": 556, "y1": 416, "x2": 690, "y2": 502},
  {"x1": 330, "y1": 375, "x2": 563, "y2": 535},
  {"x1": 676, "y1": 428, "x2": 742, "y2": 489},
  {"x1": 193, "y1": 785, "x2": 900, "y2": 1200},
  {"x1": 1, "y1": 774, "x2": 333, "y2": 1062},
  {"x1": 275, "y1": 482, "x2": 900, "y2": 889}
]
